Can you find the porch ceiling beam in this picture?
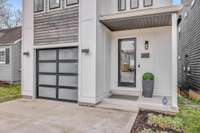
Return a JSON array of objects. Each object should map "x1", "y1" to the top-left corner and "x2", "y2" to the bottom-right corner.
[{"x1": 99, "y1": 6, "x2": 183, "y2": 31}]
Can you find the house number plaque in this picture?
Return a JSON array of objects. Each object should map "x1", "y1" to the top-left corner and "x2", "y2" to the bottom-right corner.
[{"x1": 141, "y1": 53, "x2": 150, "y2": 58}]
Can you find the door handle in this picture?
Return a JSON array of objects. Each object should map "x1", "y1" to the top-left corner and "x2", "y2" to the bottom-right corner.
[{"x1": 138, "y1": 64, "x2": 141, "y2": 68}]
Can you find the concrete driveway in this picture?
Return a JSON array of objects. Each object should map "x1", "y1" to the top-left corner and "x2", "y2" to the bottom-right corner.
[{"x1": 0, "y1": 99, "x2": 137, "y2": 133}]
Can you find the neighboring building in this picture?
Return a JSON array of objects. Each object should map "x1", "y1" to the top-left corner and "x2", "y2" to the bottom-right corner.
[
  {"x1": 0, "y1": 27, "x2": 22, "y2": 84},
  {"x1": 22, "y1": 0, "x2": 181, "y2": 112},
  {"x1": 178, "y1": 0, "x2": 200, "y2": 96}
]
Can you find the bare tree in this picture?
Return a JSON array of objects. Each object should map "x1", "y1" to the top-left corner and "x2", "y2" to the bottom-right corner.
[{"x1": 0, "y1": 0, "x2": 22, "y2": 29}]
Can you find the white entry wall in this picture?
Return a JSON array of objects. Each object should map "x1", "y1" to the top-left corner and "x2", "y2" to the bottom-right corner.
[{"x1": 111, "y1": 26, "x2": 172, "y2": 96}]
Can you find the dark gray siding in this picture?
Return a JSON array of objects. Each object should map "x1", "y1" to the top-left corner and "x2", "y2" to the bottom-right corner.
[
  {"x1": 34, "y1": 5, "x2": 79, "y2": 46},
  {"x1": 178, "y1": 0, "x2": 200, "y2": 92}
]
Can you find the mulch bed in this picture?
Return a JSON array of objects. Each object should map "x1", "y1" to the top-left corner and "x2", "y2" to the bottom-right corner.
[{"x1": 131, "y1": 110, "x2": 183, "y2": 133}]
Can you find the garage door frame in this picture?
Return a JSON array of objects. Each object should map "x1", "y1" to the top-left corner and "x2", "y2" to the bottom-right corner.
[{"x1": 36, "y1": 47, "x2": 78, "y2": 102}]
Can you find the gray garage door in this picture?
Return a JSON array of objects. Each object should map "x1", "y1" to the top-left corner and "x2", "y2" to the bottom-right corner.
[{"x1": 36, "y1": 47, "x2": 78, "y2": 102}]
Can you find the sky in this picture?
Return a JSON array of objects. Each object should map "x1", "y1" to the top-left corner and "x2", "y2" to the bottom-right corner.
[
  {"x1": 9, "y1": 0, "x2": 181, "y2": 10},
  {"x1": 8, "y1": 0, "x2": 22, "y2": 10}
]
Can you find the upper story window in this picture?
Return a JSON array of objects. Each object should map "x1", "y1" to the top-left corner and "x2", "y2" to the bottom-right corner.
[
  {"x1": 130, "y1": 0, "x2": 139, "y2": 9},
  {"x1": 34, "y1": 0, "x2": 44, "y2": 12},
  {"x1": 66, "y1": 0, "x2": 79, "y2": 6},
  {"x1": 118, "y1": 0, "x2": 126, "y2": 11},
  {"x1": 49, "y1": 0, "x2": 61, "y2": 10},
  {"x1": 144, "y1": 0, "x2": 153, "y2": 7},
  {"x1": 0, "y1": 48, "x2": 9, "y2": 64}
]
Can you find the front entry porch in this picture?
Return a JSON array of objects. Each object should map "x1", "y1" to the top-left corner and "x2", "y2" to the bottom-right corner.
[
  {"x1": 97, "y1": 93, "x2": 176, "y2": 113},
  {"x1": 95, "y1": 6, "x2": 180, "y2": 113}
]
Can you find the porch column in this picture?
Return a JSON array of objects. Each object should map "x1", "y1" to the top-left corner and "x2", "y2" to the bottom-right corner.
[{"x1": 171, "y1": 13, "x2": 178, "y2": 108}]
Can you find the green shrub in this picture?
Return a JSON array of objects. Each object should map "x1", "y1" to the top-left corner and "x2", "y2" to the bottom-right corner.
[
  {"x1": 143, "y1": 73, "x2": 154, "y2": 80},
  {"x1": 145, "y1": 97, "x2": 200, "y2": 133},
  {"x1": 148, "y1": 113, "x2": 184, "y2": 132}
]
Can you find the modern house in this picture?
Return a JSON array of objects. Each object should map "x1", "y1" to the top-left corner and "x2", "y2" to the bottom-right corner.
[
  {"x1": 0, "y1": 27, "x2": 21, "y2": 84},
  {"x1": 22, "y1": 0, "x2": 182, "y2": 112},
  {"x1": 178, "y1": 0, "x2": 200, "y2": 99}
]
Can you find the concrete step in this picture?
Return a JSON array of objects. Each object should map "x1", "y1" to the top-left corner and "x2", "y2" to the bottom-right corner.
[
  {"x1": 111, "y1": 89, "x2": 141, "y2": 96},
  {"x1": 96, "y1": 98, "x2": 139, "y2": 112}
]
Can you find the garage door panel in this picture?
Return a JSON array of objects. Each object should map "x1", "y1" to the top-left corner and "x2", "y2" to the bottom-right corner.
[
  {"x1": 39, "y1": 63, "x2": 57, "y2": 73},
  {"x1": 59, "y1": 76, "x2": 78, "y2": 87},
  {"x1": 59, "y1": 63, "x2": 78, "y2": 74},
  {"x1": 38, "y1": 87, "x2": 56, "y2": 98},
  {"x1": 58, "y1": 89, "x2": 78, "y2": 101},
  {"x1": 39, "y1": 75, "x2": 56, "y2": 85},
  {"x1": 37, "y1": 47, "x2": 78, "y2": 102},
  {"x1": 59, "y1": 49, "x2": 78, "y2": 60},
  {"x1": 39, "y1": 50, "x2": 56, "y2": 60}
]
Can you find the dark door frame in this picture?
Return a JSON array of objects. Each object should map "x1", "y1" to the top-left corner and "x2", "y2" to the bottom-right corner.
[
  {"x1": 36, "y1": 47, "x2": 78, "y2": 102},
  {"x1": 118, "y1": 38, "x2": 136, "y2": 87}
]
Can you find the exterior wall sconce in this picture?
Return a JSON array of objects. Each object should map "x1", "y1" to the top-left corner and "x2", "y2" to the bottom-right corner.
[
  {"x1": 81, "y1": 49, "x2": 90, "y2": 54},
  {"x1": 23, "y1": 51, "x2": 30, "y2": 56},
  {"x1": 145, "y1": 41, "x2": 149, "y2": 50}
]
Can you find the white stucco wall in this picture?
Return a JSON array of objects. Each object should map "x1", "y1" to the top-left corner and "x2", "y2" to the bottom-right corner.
[
  {"x1": 96, "y1": 0, "x2": 112, "y2": 102},
  {"x1": 111, "y1": 26, "x2": 172, "y2": 96},
  {"x1": 22, "y1": 0, "x2": 34, "y2": 97},
  {"x1": 79, "y1": 0, "x2": 97, "y2": 104}
]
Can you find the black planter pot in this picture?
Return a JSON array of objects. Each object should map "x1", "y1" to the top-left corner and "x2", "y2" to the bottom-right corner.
[{"x1": 142, "y1": 80, "x2": 154, "y2": 98}]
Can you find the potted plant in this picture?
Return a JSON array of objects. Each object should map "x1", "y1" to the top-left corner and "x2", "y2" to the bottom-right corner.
[{"x1": 142, "y1": 72, "x2": 155, "y2": 98}]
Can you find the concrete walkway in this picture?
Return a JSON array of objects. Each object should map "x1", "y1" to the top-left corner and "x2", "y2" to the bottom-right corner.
[{"x1": 0, "y1": 99, "x2": 137, "y2": 133}]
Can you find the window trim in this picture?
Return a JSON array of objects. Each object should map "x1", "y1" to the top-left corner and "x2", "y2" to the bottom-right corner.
[
  {"x1": 66, "y1": 0, "x2": 79, "y2": 6},
  {"x1": 34, "y1": 0, "x2": 45, "y2": 13},
  {"x1": 143, "y1": 0, "x2": 153, "y2": 7},
  {"x1": 118, "y1": 0, "x2": 126, "y2": 11},
  {"x1": 0, "y1": 48, "x2": 7, "y2": 64},
  {"x1": 49, "y1": 0, "x2": 61, "y2": 10},
  {"x1": 118, "y1": 38, "x2": 136, "y2": 87},
  {"x1": 130, "y1": 0, "x2": 139, "y2": 9}
]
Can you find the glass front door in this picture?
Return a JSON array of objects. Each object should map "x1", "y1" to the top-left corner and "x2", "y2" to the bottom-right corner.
[{"x1": 118, "y1": 38, "x2": 136, "y2": 87}]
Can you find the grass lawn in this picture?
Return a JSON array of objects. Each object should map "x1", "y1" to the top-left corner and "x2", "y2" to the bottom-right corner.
[
  {"x1": 0, "y1": 84, "x2": 21, "y2": 103},
  {"x1": 177, "y1": 96, "x2": 200, "y2": 133},
  {"x1": 132, "y1": 96, "x2": 200, "y2": 133}
]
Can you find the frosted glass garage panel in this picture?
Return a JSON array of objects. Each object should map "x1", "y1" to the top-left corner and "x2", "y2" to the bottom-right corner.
[
  {"x1": 39, "y1": 50, "x2": 56, "y2": 60},
  {"x1": 39, "y1": 63, "x2": 56, "y2": 73},
  {"x1": 39, "y1": 75, "x2": 56, "y2": 85},
  {"x1": 38, "y1": 87, "x2": 56, "y2": 98},
  {"x1": 59, "y1": 63, "x2": 78, "y2": 73},
  {"x1": 59, "y1": 76, "x2": 78, "y2": 87},
  {"x1": 58, "y1": 89, "x2": 78, "y2": 101},
  {"x1": 59, "y1": 48, "x2": 78, "y2": 60}
]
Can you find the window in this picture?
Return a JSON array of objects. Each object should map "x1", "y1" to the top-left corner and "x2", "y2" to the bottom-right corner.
[
  {"x1": 130, "y1": 0, "x2": 139, "y2": 9},
  {"x1": 34, "y1": 0, "x2": 44, "y2": 12},
  {"x1": 118, "y1": 0, "x2": 126, "y2": 11},
  {"x1": 118, "y1": 38, "x2": 136, "y2": 87},
  {"x1": 191, "y1": 0, "x2": 196, "y2": 8},
  {"x1": 144, "y1": 0, "x2": 153, "y2": 7},
  {"x1": 0, "y1": 48, "x2": 9, "y2": 64},
  {"x1": 49, "y1": 0, "x2": 60, "y2": 9},
  {"x1": 66, "y1": 0, "x2": 79, "y2": 6}
]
